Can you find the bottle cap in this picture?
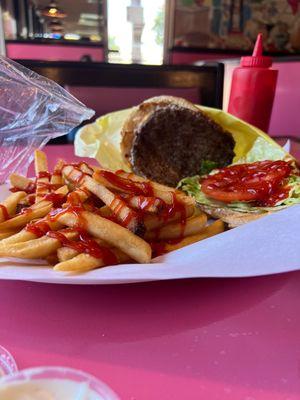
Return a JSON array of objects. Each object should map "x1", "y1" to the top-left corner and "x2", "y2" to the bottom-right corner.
[{"x1": 241, "y1": 33, "x2": 272, "y2": 68}]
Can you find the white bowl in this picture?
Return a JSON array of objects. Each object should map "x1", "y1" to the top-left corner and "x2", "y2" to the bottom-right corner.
[
  {"x1": 0, "y1": 346, "x2": 18, "y2": 377},
  {"x1": 0, "y1": 366, "x2": 119, "y2": 399}
]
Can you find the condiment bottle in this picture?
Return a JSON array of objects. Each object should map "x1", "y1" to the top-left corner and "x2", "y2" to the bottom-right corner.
[{"x1": 227, "y1": 33, "x2": 278, "y2": 132}]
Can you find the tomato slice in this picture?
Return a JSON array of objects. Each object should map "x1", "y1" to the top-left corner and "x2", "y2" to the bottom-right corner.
[{"x1": 201, "y1": 160, "x2": 292, "y2": 204}]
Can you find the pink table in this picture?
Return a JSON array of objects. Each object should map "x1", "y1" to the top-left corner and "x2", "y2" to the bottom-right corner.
[{"x1": 1, "y1": 144, "x2": 300, "y2": 400}]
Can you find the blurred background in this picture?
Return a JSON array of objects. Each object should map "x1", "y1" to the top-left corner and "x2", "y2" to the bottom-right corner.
[
  {"x1": 1, "y1": 0, "x2": 300, "y2": 140},
  {"x1": 0, "y1": 0, "x2": 165, "y2": 63},
  {"x1": 2, "y1": 0, "x2": 300, "y2": 64}
]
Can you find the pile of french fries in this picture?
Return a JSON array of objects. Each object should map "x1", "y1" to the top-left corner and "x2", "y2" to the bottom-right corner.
[{"x1": 0, "y1": 150, "x2": 224, "y2": 273}]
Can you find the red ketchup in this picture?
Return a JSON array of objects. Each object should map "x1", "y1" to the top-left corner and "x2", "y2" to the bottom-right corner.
[
  {"x1": 201, "y1": 160, "x2": 291, "y2": 206},
  {"x1": 228, "y1": 33, "x2": 278, "y2": 132}
]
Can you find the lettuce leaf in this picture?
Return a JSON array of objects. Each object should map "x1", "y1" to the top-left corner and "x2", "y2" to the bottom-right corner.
[
  {"x1": 282, "y1": 175, "x2": 300, "y2": 206},
  {"x1": 238, "y1": 137, "x2": 286, "y2": 163},
  {"x1": 199, "y1": 160, "x2": 218, "y2": 175},
  {"x1": 177, "y1": 135, "x2": 299, "y2": 213}
]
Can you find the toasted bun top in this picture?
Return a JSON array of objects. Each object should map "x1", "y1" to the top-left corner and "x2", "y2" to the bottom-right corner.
[{"x1": 121, "y1": 95, "x2": 235, "y2": 187}]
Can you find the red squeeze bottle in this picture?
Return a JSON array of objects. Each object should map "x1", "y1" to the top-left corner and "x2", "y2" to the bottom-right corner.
[{"x1": 228, "y1": 33, "x2": 278, "y2": 132}]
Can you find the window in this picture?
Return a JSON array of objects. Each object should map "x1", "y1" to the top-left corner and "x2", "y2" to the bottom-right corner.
[{"x1": 107, "y1": 0, "x2": 165, "y2": 64}]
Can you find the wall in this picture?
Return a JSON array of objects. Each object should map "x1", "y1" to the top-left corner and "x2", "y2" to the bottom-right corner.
[
  {"x1": 269, "y1": 61, "x2": 300, "y2": 138},
  {"x1": 65, "y1": 87, "x2": 201, "y2": 118}
]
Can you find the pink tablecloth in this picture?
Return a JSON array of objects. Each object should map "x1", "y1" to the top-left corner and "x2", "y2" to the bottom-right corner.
[{"x1": 1, "y1": 144, "x2": 300, "y2": 400}]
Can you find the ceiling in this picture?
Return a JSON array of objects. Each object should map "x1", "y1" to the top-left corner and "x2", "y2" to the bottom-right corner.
[{"x1": 35, "y1": 0, "x2": 103, "y2": 36}]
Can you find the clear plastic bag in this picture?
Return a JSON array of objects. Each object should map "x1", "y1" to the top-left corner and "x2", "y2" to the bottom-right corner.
[{"x1": 0, "y1": 57, "x2": 95, "y2": 182}]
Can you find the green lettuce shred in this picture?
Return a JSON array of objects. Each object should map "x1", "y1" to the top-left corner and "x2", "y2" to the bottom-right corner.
[
  {"x1": 282, "y1": 175, "x2": 300, "y2": 206},
  {"x1": 239, "y1": 137, "x2": 286, "y2": 163},
  {"x1": 199, "y1": 160, "x2": 218, "y2": 176}
]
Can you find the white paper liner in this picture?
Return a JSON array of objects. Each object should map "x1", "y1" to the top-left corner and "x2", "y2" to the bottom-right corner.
[{"x1": 0, "y1": 182, "x2": 299, "y2": 284}]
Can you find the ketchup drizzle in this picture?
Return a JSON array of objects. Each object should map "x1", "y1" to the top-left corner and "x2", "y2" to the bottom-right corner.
[
  {"x1": 68, "y1": 161, "x2": 91, "y2": 170},
  {"x1": 109, "y1": 196, "x2": 138, "y2": 227},
  {"x1": 42, "y1": 193, "x2": 66, "y2": 208},
  {"x1": 10, "y1": 182, "x2": 36, "y2": 194},
  {"x1": 124, "y1": 195, "x2": 162, "y2": 212},
  {"x1": 26, "y1": 221, "x2": 51, "y2": 237},
  {"x1": 67, "y1": 191, "x2": 83, "y2": 206},
  {"x1": 98, "y1": 170, "x2": 154, "y2": 196},
  {"x1": 162, "y1": 193, "x2": 186, "y2": 221},
  {"x1": 47, "y1": 229, "x2": 118, "y2": 263},
  {"x1": 99, "y1": 170, "x2": 188, "y2": 235},
  {"x1": 38, "y1": 171, "x2": 51, "y2": 179},
  {"x1": 52, "y1": 170, "x2": 62, "y2": 177},
  {"x1": 37, "y1": 182, "x2": 62, "y2": 191},
  {"x1": 201, "y1": 160, "x2": 292, "y2": 206}
]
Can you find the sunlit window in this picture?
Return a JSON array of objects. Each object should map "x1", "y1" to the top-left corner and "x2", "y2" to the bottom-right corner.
[{"x1": 107, "y1": 0, "x2": 165, "y2": 64}]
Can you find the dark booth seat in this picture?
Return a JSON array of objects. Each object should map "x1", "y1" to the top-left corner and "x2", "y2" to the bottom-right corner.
[{"x1": 16, "y1": 60, "x2": 224, "y2": 143}]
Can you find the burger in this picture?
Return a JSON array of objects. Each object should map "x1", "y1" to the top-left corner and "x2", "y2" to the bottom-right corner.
[
  {"x1": 75, "y1": 95, "x2": 300, "y2": 227},
  {"x1": 121, "y1": 96, "x2": 235, "y2": 187},
  {"x1": 178, "y1": 158, "x2": 300, "y2": 227}
]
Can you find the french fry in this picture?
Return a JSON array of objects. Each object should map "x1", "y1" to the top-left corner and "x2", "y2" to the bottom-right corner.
[
  {"x1": 53, "y1": 210, "x2": 151, "y2": 264},
  {"x1": 0, "y1": 230, "x2": 78, "y2": 259},
  {"x1": 145, "y1": 213, "x2": 207, "y2": 241},
  {"x1": 34, "y1": 150, "x2": 50, "y2": 203},
  {"x1": 66, "y1": 187, "x2": 90, "y2": 204},
  {"x1": 54, "y1": 253, "x2": 105, "y2": 272},
  {"x1": 30, "y1": 185, "x2": 68, "y2": 211},
  {"x1": 0, "y1": 230, "x2": 37, "y2": 245},
  {"x1": 54, "y1": 248, "x2": 130, "y2": 272},
  {"x1": 143, "y1": 201, "x2": 195, "y2": 231},
  {"x1": 122, "y1": 195, "x2": 164, "y2": 213},
  {"x1": 104, "y1": 170, "x2": 196, "y2": 205},
  {"x1": 0, "y1": 191, "x2": 26, "y2": 222},
  {"x1": 57, "y1": 237, "x2": 109, "y2": 262},
  {"x1": 0, "y1": 156, "x2": 228, "y2": 275},
  {"x1": 35, "y1": 183, "x2": 50, "y2": 204},
  {"x1": 67, "y1": 165, "x2": 194, "y2": 235},
  {"x1": 93, "y1": 169, "x2": 185, "y2": 205},
  {"x1": 98, "y1": 199, "x2": 195, "y2": 228},
  {"x1": 0, "y1": 219, "x2": 63, "y2": 246},
  {"x1": 18, "y1": 194, "x2": 35, "y2": 207},
  {"x1": 161, "y1": 220, "x2": 225, "y2": 252},
  {"x1": 79, "y1": 162, "x2": 94, "y2": 175},
  {"x1": 62, "y1": 166, "x2": 144, "y2": 235},
  {"x1": 50, "y1": 159, "x2": 65, "y2": 186},
  {"x1": 57, "y1": 246, "x2": 79, "y2": 262},
  {"x1": 9, "y1": 174, "x2": 34, "y2": 192},
  {"x1": 50, "y1": 174, "x2": 63, "y2": 186},
  {"x1": 46, "y1": 253, "x2": 59, "y2": 265},
  {"x1": 0, "y1": 204, "x2": 52, "y2": 231},
  {"x1": 96, "y1": 169, "x2": 177, "y2": 192},
  {"x1": 0, "y1": 186, "x2": 68, "y2": 231},
  {"x1": 98, "y1": 205, "x2": 111, "y2": 218},
  {"x1": 0, "y1": 231, "x2": 17, "y2": 240},
  {"x1": 54, "y1": 159, "x2": 65, "y2": 170},
  {"x1": 34, "y1": 149, "x2": 48, "y2": 173}
]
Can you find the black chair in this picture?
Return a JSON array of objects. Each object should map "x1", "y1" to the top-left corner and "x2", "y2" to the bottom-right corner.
[{"x1": 17, "y1": 60, "x2": 224, "y2": 143}]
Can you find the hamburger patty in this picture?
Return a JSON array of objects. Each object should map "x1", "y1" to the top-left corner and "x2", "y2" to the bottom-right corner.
[{"x1": 130, "y1": 105, "x2": 235, "y2": 186}]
